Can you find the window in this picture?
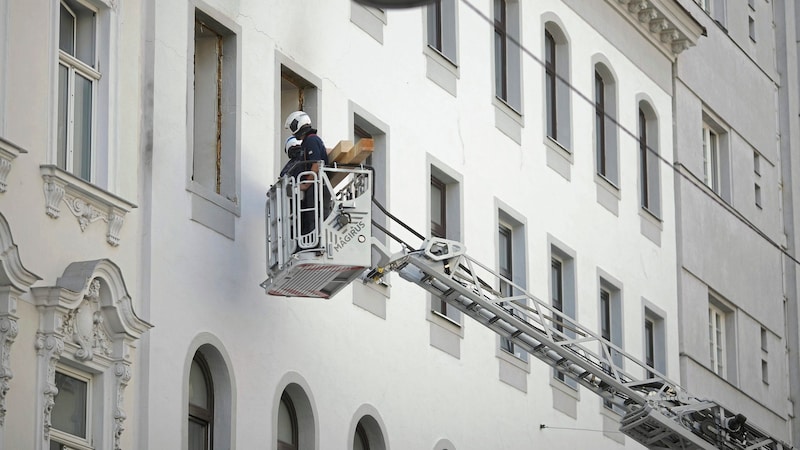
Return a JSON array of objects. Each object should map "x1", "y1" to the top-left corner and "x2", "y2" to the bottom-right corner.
[
  {"x1": 643, "y1": 306, "x2": 666, "y2": 378},
  {"x1": 749, "y1": 16, "x2": 756, "y2": 42},
  {"x1": 278, "y1": 393, "x2": 298, "y2": 450},
  {"x1": 644, "y1": 318, "x2": 655, "y2": 377},
  {"x1": 431, "y1": 175, "x2": 450, "y2": 317},
  {"x1": 599, "y1": 279, "x2": 622, "y2": 410},
  {"x1": 754, "y1": 152, "x2": 761, "y2": 175},
  {"x1": 638, "y1": 104, "x2": 660, "y2": 216},
  {"x1": 426, "y1": 0, "x2": 457, "y2": 63},
  {"x1": 354, "y1": 422, "x2": 369, "y2": 450},
  {"x1": 708, "y1": 303, "x2": 727, "y2": 377},
  {"x1": 280, "y1": 65, "x2": 319, "y2": 174},
  {"x1": 189, "y1": 354, "x2": 214, "y2": 450},
  {"x1": 594, "y1": 65, "x2": 618, "y2": 184},
  {"x1": 494, "y1": 0, "x2": 507, "y2": 101},
  {"x1": 352, "y1": 415, "x2": 387, "y2": 450},
  {"x1": 497, "y1": 209, "x2": 527, "y2": 364},
  {"x1": 544, "y1": 23, "x2": 571, "y2": 148},
  {"x1": 761, "y1": 327, "x2": 769, "y2": 385},
  {"x1": 431, "y1": 176, "x2": 446, "y2": 239},
  {"x1": 545, "y1": 31, "x2": 556, "y2": 140},
  {"x1": 697, "y1": 0, "x2": 711, "y2": 13},
  {"x1": 551, "y1": 258, "x2": 565, "y2": 383},
  {"x1": 493, "y1": 0, "x2": 520, "y2": 111},
  {"x1": 428, "y1": 165, "x2": 462, "y2": 324},
  {"x1": 57, "y1": 0, "x2": 98, "y2": 182},
  {"x1": 193, "y1": 11, "x2": 237, "y2": 205},
  {"x1": 755, "y1": 183, "x2": 762, "y2": 208},
  {"x1": 550, "y1": 245, "x2": 576, "y2": 388},
  {"x1": 51, "y1": 368, "x2": 91, "y2": 450},
  {"x1": 702, "y1": 124, "x2": 720, "y2": 191}
]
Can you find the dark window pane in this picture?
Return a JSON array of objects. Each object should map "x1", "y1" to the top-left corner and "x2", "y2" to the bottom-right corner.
[{"x1": 52, "y1": 372, "x2": 88, "y2": 438}]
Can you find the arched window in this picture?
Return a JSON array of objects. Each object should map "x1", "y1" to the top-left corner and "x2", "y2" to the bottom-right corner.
[
  {"x1": 594, "y1": 62, "x2": 618, "y2": 185},
  {"x1": 354, "y1": 422, "x2": 369, "y2": 450},
  {"x1": 543, "y1": 21, "x2": 572, "y2": 149},
  {"x1": 189, "y1": 353, "x2": 214, "y2": 450},
  {"x1": 638, "y1": 101, "x2": 661, "y2": 216},
  {"x1": 278, "y1": 392, "x2": 299, "y2": 450},
  {"x1": 352, "y1": 415, "x2": 386, "y2": 450}
]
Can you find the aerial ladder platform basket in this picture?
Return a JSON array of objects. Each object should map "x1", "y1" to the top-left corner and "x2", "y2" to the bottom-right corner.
[{"x1": 262, "y1": 165, "x2": 373, "y2": 299}]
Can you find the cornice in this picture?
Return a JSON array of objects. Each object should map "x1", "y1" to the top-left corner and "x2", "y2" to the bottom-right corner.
[
  {"x1": 0, "y1": 136, "x2": 26, "y2": 194},
  {"x1": 608, "y1": 0, "x2": 706, "y2": 59}
]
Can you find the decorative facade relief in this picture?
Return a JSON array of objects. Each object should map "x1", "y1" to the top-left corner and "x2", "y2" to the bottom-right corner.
[
  {"x1": 40, "y1": 165, "x2": 137, "y2": 247},
  {"x1": 31, "y1": 260, "x2": 152, "y2": 450},
  {"x1": 113, "y1": 362, "x2": 131, "y2": 450},
  {"x1": 0, "y1": 315, "x2": 18, "y2": 426},
  {"x1": 0, "y1": 213, "x2": 41, "y2": 430},
  {"x1": 34, "y1": 332, "x2": 64, "y2": 442},
  {"x1": 0, "y1": 136, "x2": 27, "y2": 193},
  {"x1": 61, "y1": 279, "x2": 113, "y2": 361},
  {"x1": 610, "y1": 0, "x2": 703, "y2": 58}
]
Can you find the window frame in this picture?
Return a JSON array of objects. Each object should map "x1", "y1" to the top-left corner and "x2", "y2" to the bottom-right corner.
[
  {"x1": 57, "y1": 0, "x2": 100, "y2": 183},
  {"x1": 702, "y1": 123, "x2": 720, "y2": 192},
  {"x1": 277, "y1": 392, "x2": 299, "y2": 450},
  {"x1": 545, "y1": 30, "x2": 557, "y2": 141},
  {"x1": 493, "y1": 0, "x2": 508, "y2": 102},
  {"x1": 708, "y1": 302, "x2": 727, "y2": 377},
  {"x1": 189, "y1": 353, "x2": 215, "y2": 450},
  {"x1": 50, "y1": 365, "x2": 94, "y2": 450}
]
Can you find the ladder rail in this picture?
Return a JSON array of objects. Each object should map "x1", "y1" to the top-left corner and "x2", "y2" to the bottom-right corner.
[{"x1": 374, "y1": 238, "x2": 792, "y2": 450}]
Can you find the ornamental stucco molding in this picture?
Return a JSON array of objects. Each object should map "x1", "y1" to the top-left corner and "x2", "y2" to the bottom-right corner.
[
  {"x1": 31, "y1": 259, "x2": 152, "y2": 450},
  {"x1": 40, "y1": 165, "x2": 137, "y2": 247},
  {"x1": 60, "y1": 279, "x2": 113, "y2": 362},
  {"x1": 34, "y1": 332, "x2": 64, "y2": 442},
  {"x1": 0, "y1": 315, "x2": 18, "y2": 426},
  {"x1": 609, "y1": 0, "x2": 705, "y2": 58},
  {"x1": 113, "y1": 362, "x2": 131, "y2": 450},
  {"x1": 0, "y1": 214, "x2": 40, "y2": 429},
  {"x1": 0, "y1": 136, "x2": 27, "y2": 193}
]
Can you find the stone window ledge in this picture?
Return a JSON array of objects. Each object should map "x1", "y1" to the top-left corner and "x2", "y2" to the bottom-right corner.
[
  {"x1": 40, "y1": 165, "x2": 137, "y2": 246},
  {"x1": 0, "y1": 136, "x2": 27, "y2": 193}
]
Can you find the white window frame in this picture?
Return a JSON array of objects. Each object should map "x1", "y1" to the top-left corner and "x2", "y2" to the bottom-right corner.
[
  {"x1": 57, "y1": 0, "x2": 99, "y2": 182},
  {"x1": 702, "y1": 123, "x2": 720, "y2": 192},
  {"x1": 708, "y1": 303, "x2": 727, "y2": 377},
  {"x1": 50, "y1": 365, "x2": 94, "y2": 450}
]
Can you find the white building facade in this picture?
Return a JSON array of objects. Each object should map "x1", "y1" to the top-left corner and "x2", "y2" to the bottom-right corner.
[{"x1": 1, "y1": 0, "x2": 797, "y2": 449}]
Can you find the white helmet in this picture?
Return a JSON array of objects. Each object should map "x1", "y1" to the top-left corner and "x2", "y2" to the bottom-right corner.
[
  {"x1": 284, "y1": 111, "x2": 312, "y2": 136},
  {"x1": 284, "y1": 136, "x2": 302, "y2": 156}
]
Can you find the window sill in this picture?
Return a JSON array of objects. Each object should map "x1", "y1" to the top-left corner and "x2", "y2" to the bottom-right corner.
[
  {"x1": 545, "y1": 137, "x2": 572, "y2": 181},
  {"x1": 0, "y1": 136, "x2": 26, "y2": 193},
  {"x1": 550, "y1": 376, "x2": 580, "y2": 398},
  {"x1": 427, "y1": 309, "x2": 464, "y2": 338},
  {"x1": 424, "y1": 45, "x2": 459, "y2": 97},
  {"x1": 595, "y1": 174, "x2": 620, "y2": 216},
  {"x1": 496, "y1": 346, "x2": 530, "y2": 372},
  {"x1": 350, "y1": 1, "x2": 386, "y2": 44},
  {"x1": 187, "y1": 181, "x2": 240, "y2": 240},
  {"x1": 639, "y1": 206, "x2": 663, "y2": 247},
  {"x1": 493, "y1": 97, "x2": 523, "y2": 144},
  {"x1": 40, "y1": 165, "x2": 137, "y2": 247},
  {"x1": 639, "y1": 206, "x2": 663, "y2": 226}
]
